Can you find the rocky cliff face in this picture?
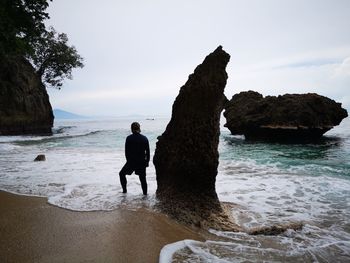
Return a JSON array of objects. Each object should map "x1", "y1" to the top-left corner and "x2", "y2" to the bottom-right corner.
[
  {"x1": 0, "y1": 56, "x2": 54, "y2": 135},
  {"x1": 153, "y1": 47, "x2": 238, "y2": 229},
  {"x1": 224, "y1": 91, "x2": 348, "y2": 141}
]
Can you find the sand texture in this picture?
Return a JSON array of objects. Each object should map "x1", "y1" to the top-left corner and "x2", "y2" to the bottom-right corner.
[{"x1": 0, "y1": 191, "x2": 203, "y2": 263}]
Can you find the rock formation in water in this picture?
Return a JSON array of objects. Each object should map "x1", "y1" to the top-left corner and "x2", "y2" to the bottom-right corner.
[
  {"x1": 0, "y1": 56, "x2": 54, "y2": 135},
  {"x1": 224, "y1": 91, "x2": 348, "y2": 141},
  {"x1": 34, "y1": 154, "x2": 46, "y2": 161},
  {"x1": 153, "y1": 46, "x2": 239, "y2": 230},
  {"x1": 248, "y1": 222, "x2": 303, "y2": 236}
]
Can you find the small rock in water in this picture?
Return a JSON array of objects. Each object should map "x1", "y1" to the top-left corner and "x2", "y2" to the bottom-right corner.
[
  {"x1": 249, "y1": 222, "x2": 303, "y2": 235},
  {"x1": 34, "y1": 154, "x2": 46, "y2": 161}
]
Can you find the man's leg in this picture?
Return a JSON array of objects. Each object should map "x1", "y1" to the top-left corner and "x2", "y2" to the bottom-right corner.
[
  {"x1": 119, "y1": 163, "x2": 132, "y2": 193},
  {"x1": 136, "y1": 168, "x2": 147, "y2": 195},
  {"x1": 139, "y1": 175, "x2": 147, "y2": 195}
]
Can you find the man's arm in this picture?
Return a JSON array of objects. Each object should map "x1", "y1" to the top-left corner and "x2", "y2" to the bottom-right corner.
[
  {"x1": 145, "y1": 138, "x2": 150, "y2": 166},
  {"x1": 125, "y1": 137, "x2": 130, "y2": 162}
]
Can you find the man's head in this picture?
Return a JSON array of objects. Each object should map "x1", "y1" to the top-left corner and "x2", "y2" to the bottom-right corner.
[{"x1": 131, "y1": 122, "x2": 141, "y2": 133}]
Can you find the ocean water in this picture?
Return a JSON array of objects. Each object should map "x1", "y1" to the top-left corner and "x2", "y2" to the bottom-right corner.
[{"x1": 1, "y1": 117, "x2": 350, "y2": 262}]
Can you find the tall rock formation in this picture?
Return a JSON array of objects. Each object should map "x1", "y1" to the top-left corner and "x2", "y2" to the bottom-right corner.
[
  {"x1": 0, "y1": 56, "x2": 54, "y2": 135},
  {"x1": 153, "y1": 46, "x2": 237, "y2": 229},
  {"x1": 224, "y1": 91, "x2": 348, "y2": 141}
]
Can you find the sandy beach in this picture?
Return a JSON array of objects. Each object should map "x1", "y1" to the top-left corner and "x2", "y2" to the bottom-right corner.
[{"x1": 0, "y1": 191, "x2": 203, "y2": 263}]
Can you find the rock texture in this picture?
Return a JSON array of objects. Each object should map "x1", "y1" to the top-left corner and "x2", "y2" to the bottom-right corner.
[
  {"x1": 224, "y1": 91, "x2": 348, "y2": 141},
  {"x1": 153, "y1": 46, "x2": 238, "y2": 230},
  {"x1": 34, "y1": 154, "x2": 46, "y2": 161},
  {"x1": 248, "y1": 222, "x2": 303, "y2": 236},
  {"x1": 0, "y1": 56, "x2": 54, "y2": 135}
]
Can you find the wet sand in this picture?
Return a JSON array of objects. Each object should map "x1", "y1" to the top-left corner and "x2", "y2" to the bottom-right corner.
[{"x1": 0, "y1": 191, "x2": 203, "y2": 263}]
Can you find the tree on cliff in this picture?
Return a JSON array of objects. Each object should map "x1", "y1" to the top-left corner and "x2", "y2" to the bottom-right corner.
[
  {"x1": 0, "y1": 0, "x2": 50, "y2": 56},
  {"x1": 31, "y1": 27, "x2": 84, "y2": 89},
  {"x1": 0, "y1": 0, "x2": 83, "y2": 89}
]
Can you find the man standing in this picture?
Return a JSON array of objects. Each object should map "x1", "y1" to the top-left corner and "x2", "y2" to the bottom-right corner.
[{"x1": 119, "y1": 122, "x2": 150, "y2": 195}]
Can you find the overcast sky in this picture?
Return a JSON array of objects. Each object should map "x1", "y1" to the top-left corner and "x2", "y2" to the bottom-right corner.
[{"x1": 46, "y1": 0, "x2": 350, "y2": 116}]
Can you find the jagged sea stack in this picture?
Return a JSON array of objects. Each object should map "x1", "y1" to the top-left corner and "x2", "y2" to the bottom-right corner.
[
  {"x1": 153, "y1": 46, "x2": 233, "y2": 228},
  {"x1": 224, "y1": 91, "x2": 348, "y2": 141},
  {"x1": 0, "y1": 56, "x2": 54, "y2": 135}
]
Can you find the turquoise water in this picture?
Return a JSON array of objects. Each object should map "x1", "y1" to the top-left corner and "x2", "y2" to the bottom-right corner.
[
  {"x1": 221, "y1": 133, "x2": 350, "y2": 177},
  {"x1": 0, "y1": 117, "x2": 349, "y2": 262}
]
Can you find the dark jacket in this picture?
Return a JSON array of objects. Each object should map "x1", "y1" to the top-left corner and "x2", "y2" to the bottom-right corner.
[{"x1": 125, "y1": 132, "x2": 150, "y2": 168}]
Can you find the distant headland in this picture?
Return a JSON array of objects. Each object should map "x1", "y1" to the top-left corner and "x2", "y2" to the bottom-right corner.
[{"x1": 53, "y1": 109, "x2": 89, "y2": 120}]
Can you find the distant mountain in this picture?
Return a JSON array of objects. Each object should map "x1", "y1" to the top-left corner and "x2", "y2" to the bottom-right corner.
[{"x1": 53, "y1": 109, "x2": 89, "y2": 119}]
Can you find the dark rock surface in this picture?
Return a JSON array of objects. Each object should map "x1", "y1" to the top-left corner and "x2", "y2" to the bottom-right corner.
[
  {"x1": 34, "y1": 154, "x2": 46, "y2": 161},
  {"x1": 248, "y1": 222, "x2": 303, "y2": 236},
  {"x1": 0, "y1": 56, "x2": 54, "y2": 135},
  {"x1": 153, "y1": 46, "x2": 239, "y2": 230},
  {"x1": 224, "y1": 91, "x2": 348, "y2": 141}
]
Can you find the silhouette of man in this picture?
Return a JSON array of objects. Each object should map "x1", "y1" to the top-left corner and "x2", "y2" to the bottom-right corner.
[{"x1": 119, "y1": 122, "x2": 150, "y2": 195}]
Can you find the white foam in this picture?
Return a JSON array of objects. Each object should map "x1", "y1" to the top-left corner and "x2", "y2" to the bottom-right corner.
[
  {"x1": 0, "y1": 124, "x2": 154, "y2": 211},
  {"x1": 159, "y1": 240, "x2": 235, "y2": 263},
  {"x1": 161, "y1": 224, "x2": 350, "y2": 262},
  {"x1": 216, "y1": 158, "x2": 350, "y2": 228},
  {"x1": 159, "y1": 240, "x2": 190, "y2": 263}
]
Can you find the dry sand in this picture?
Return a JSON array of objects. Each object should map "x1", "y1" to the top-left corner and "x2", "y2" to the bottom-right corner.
[{"x1": 0, "y1": 191, "x2": 203, "y2": 263}]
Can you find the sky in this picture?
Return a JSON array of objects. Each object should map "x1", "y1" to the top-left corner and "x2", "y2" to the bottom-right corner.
[{"x1": 46, "y1": 0, "x2": 350, "y2": 116}]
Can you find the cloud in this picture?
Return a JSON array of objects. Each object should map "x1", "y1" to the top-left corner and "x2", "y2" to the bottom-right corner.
[
  {"x1": 333, "y1": 57, "x2": 350, "y2": 77},
  {"x1": 273, "y1": 59, "x2": 341, "y2": 69},
  {"x1": 226, "y1": 51, "x2": 350, "y2": 111},
  {"x1": 46, "y1": 1, "x2": 350, "y2": 115}
]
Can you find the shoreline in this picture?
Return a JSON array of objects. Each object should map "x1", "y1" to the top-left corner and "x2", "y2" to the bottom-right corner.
[{"x1": 0, "y1": 191, "x2": 204, "y2": 263}]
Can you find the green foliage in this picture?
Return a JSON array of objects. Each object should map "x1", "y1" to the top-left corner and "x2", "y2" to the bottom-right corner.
[
  {"x1": 30, "y1": 27, "x2": 84, "y2": 89},
  {"x1": 0, "y1": 0, "x2": 51, "y2": 56},
  {"x1": 0, "y1": 0, "x2": 84, "y2": 89}
]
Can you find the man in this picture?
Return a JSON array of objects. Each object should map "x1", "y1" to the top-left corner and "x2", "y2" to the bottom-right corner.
[{"x1": 119, "y1": 122, "x2": 150, "y2": 195}]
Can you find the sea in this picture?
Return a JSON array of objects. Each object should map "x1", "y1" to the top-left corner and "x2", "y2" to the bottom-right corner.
[{"x1": 1, "y1": 117, "x2": 349, "y2": 263}]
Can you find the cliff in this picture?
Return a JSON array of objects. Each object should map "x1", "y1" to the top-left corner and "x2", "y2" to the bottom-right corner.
[
  {"x1": 0, "y1": 56, "x2": 54, "y2": 135},
  {"x1": 153, "y1": 46, "x2": 239, "y2": 230},
  {"x1": 224, "y1": 91, "x2": 348, "y2": 141}
]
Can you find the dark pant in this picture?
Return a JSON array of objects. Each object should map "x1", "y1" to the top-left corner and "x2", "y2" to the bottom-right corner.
[{"x1": 119, "y1": 163, "x2": 147, "y2": 195}]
